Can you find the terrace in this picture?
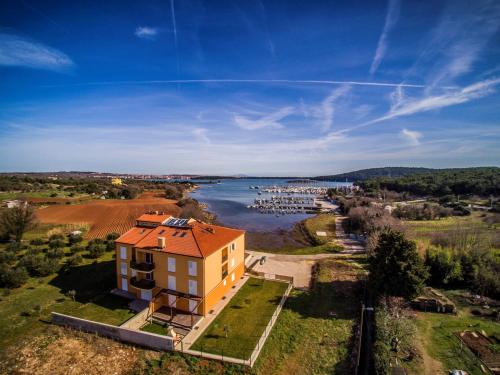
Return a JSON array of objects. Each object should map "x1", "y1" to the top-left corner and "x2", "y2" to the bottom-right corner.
[
  {"x1": 129, "y1": 260, "x2": 155, "y2": 272},
  {"x1": 130, "y1": 276, "x2": 155, "y2": 290}
]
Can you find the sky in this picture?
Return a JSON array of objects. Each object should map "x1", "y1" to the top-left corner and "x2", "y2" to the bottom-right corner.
[{"x1": 0, "y1": 0, "x2": 499, "y2": 176}]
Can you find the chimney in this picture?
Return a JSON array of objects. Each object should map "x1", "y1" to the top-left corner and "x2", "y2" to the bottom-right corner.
[{"x1": 158, "y1": 237, "x2": 165, "y2": 248}]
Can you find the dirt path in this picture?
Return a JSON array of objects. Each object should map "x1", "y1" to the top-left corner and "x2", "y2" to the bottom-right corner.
[
  {"x1": 416, "y1": 315, "x2": 445, "y2": 374},
  {"x1": 334, "y1": 216, "x2": 366, "y2": 254}
]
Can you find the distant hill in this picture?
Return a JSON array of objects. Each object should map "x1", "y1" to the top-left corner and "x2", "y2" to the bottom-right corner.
[
  {"x1": 359, "y1": 167, "x2": 500, "y2": 197},
  {"x1": 313, "y1": 167, "x2": 437, "y2": 182}
]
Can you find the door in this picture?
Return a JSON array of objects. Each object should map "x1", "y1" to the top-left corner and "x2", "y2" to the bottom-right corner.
[
  {"x1": 189, "y1": 299, "x2": 198, "y2": 314},
  {"x1": 168, "y1": 294, "x2": 176, "y2": 308},
  {"x1": 141, "y1": 289, "x2": 152, "y2": 301},
  {"x1": 188, "y1": 279, "x2": 198, "y2": 296},
  {"x1": 121, "y1": 278, "x2": 128, "y2": 292},
  {"x1": 168, "y1": 275, "x2": 176, "y2": 290},
  {"x1": 145, "y1": 252, "x2": 153, "y2": 264}
]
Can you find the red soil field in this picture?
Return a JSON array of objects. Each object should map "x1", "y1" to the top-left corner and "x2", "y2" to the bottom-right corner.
[{"x1": 35, "y1": 192, "x2": 181, "y2": 239}]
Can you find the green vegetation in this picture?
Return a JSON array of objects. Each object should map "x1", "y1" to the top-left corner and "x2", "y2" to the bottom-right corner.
[
  {"x1": 253, "y1": 259, "x2": 363, "y2": 374},
  {"x1": 315, "y1": 167, "x2": 437, "y2": 182},
  {"x1": 191, "y1": 277, "x2": 288, "y2": 359},
  {"x1": 417, "y1": 295, "x2": 500, "y2": 375},
  {"x1": 140, "y1": 322, "x2": 169, "y2": 335},
  {"x1": 303, "y1": 213, "x2": 336, "y2": 244},
  {"x1": 360, "y1": 167, "x2": 500, "y2": 197}
]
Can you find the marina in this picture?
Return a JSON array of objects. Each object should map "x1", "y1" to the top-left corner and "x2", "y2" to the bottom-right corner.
[{"x1": 190, "y1": 178, "x2": 353, "y2": 231}]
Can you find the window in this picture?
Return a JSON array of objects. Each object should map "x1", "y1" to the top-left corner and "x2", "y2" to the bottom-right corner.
[
  {"x1": 120, "y1": 262, "x2": 127, "y2": 276},
  {"x1": 231, "y1": 258, "x2": 235, "y2": 268},
  {"x1": 223, "y1": 279, "x2": 227, "y2": 286},
  {"x1": 168, "y1": 275, "x2": 176, "y2": 290},
  {"x1": 188, "y1": 279, "x2": 198, "y2": 295},
  {"x1": 121, "y1": 278, "x2": 128, "y2": 292},
  {"x1": 188, "y1": 260, "x2": 197, "y2": 276},
  {"x1": 230, "y1": 243, "x2": 236, "y2": 252},
  {"x1": 168, "y1": 257, "x2": 176, "y2": 272},
  {"x1": 120, "y1": 246, "x2": 127, "y2": 260},
  {"x1": 222, "y1": 247, "x2": 228, "y2": 263},
  {"x1": 231, "y1": 273, "x2": 235, "y2": 282},
  {"x1": 145, "y1": 252, "x2": 153, "y2": 264},
  {"x1": 222, "y1": 263, "x2": 228, "y2": 278},
  {"x1": 146, "y1": 272, "x2": 153, "y2": 280},
  {"x1": 131, "y1": 269, "x2": 137, "y2": 277}
]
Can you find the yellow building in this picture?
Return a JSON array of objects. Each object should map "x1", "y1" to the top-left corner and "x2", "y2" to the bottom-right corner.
[
  {"x1": 111, "y1": 178, "x2": 123, "y2": 186},
  {"x1": 115, "y1": 213, "x2": 245, "y2": 320}
]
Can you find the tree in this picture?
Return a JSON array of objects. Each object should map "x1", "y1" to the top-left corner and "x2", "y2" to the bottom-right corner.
[
  {"x1": 369, "y1": 230, "x2": 428, "y2": 300},
  {"x1": 164, "y1": 185, "x2": 183, "y2": 200},
  {"x1": 0, "y1": 203, "x2": 37, "y2": 242},
  {"x1": 0, "y1": 264, "x2": 29, "y2": 289}
]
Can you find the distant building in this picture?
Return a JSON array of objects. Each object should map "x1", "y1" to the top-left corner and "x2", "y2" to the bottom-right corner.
[{"x1": 115, "y1": 213, "x2": 245, "y2": 318}]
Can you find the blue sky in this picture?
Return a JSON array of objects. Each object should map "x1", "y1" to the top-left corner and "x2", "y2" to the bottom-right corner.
[{"x1": 0, "y1": 0, "x2": 499, "y2": 176}]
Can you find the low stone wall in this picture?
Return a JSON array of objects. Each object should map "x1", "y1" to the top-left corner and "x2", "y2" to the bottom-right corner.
[
  {"x1": 120, "y1": 307, "x2": 150, "y2": 329},
  {"x1": 51, "y1": 312, "x2": 173, "y2": 351},
  {"x1": 247, "y1": 270, "x2": 294, "y2": 284}
]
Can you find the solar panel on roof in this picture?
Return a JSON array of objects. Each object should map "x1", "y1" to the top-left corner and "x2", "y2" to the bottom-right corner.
[{"x1": 165, "y1": 217, "x2": 190, "y2": 228}]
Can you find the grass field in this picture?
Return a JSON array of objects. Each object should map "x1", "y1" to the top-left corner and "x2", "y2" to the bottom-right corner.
[
  {"x1": 417, "y1": 304, "x2": 500, "y2": 375},
  {"x1": 253, "y1": 258, "x2": 364, "y2": 375},
  {"x1": 0, "y1": 191, "x2": 91, "y2": 202},
  {"x1": 0, "y1": 250, "x2": 134, "y2": 351},
  {"x1": 191, "y1": 277, "x2": 289, "y2": 359},
  {"x1": 303, "y1": 213, "x2": 336, "y2": 244}
]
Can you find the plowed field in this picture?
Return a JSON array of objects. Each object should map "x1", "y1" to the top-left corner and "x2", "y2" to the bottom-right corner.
[{"x1": 35, "y1": 192, "x2": 180, "y2": 239}]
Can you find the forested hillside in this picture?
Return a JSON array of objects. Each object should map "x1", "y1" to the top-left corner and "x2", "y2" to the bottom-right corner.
[
  {"x1": 314, "y1": 167, "x2": 436, "y2": 181},
  {"x1": 359, "y1": 167, "x2": 500, "y2": 196}
]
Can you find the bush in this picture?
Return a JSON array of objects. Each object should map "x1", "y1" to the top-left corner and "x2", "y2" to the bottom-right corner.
[
  {"x1": 0, "y1": 265, "x2": 29, "y2": 289},
  {"x1": 70, "y1": 244, "x2": 85, "y2": 254},
  {"x1": 0, "y1": 249, "x2": 17, "y2": 264},
  {"x1": 68, "y1": 234, "x2": 83, "y2": 245},
  {"x1": 6, "y1": 241, "x2": 22, "y2": 253},
  {"x1": 48, "y1": 238, "x2": 66, "y2": 249},
  {"x1": 19, "y1": 254, "x2": 60, "y2": 277},
  {"x1": 67, "y1": 254, "x2": 83, "y2": 267},
  {"x1": 48, "y1": 233, "x2": 64, "y2": 241},
  {"x1": 30, "y1": 238, "x2": 45, "y2": 247},
  {"x1": 46, "y1": 247, "x2": 65, "y2": 259},
  {"x1": 373, "y1": 341, "x2": 391, "y2": 375},
  {"x1": 87, "y1": 242, "x2": 106, "y2": 258},
  {"x1": 106, "y1": 232, "x2": 120, "y2": 242}
]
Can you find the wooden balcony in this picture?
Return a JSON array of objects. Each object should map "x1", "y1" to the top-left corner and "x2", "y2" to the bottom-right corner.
[
  {"x1": 130, "y1": 261, "x2": 155, "y2": 272},
  {"x1": 130, "y1": 276, "x2": 155, "y2": 290}
]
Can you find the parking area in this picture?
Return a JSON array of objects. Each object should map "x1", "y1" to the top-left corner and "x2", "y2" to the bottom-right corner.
[{"x1": 246, "y1": 250, "x2": 334, "y2": 288}]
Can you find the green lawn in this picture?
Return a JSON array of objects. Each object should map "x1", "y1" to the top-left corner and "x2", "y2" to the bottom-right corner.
[
  {"x1": 191, "y1": 277, "x2": 289, "y2": 359},
  {"x1": 266, "y1": 242, "x2": 344, "y2": 255},
  {"x1": 417, "y1": 308, "x2": 500, "y2": 375},
  {"x1": 253, "y1": 258, "x2": 363, "y2": 374},
  {"x1": 0, "y1": 251, "x2": 134, "y2": 351},
  {"x1": 304, "y1": 214, "x2": 336, "y2": 244},
  {"x1": 141, "y1": 322, "x2": 168, "y2": 335},
  {"x1": 0, "y1": 191, "x2": 92, "y2": 202}
]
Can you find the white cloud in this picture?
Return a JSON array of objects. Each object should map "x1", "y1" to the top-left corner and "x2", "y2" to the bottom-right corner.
[
  {"x1": 318, "y1": 85, "x2": 350, "y2": 132},
  {"x1": 134, "y1": 26, "x2": 158, "y2": 39},
  {"x1": 400, "y1": 128, "x2": 422, "y2": 145},
  {"x1": 370, "y1": 0, "x2": 400, "y2": 75},
  {"x1": 233, "y1": 106, "x2": 294, "y2": 130},
  {"x1": 0, "y1": 33, "x2": 74, "y2": 72},
  {"x1": 192, "y1": 128, "x2": 210, "y2": 144}
]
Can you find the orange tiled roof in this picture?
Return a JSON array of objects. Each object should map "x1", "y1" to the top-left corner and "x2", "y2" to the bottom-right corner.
[
  {"x1": 116, "y1": 226, "x2": 154, "y2": 245},
  {"x1": 136, "y1": 213, "x2": 172, "y2": 224},
  {"x1": 124, "y1": 216, "x2": 244, "y2": 258}
]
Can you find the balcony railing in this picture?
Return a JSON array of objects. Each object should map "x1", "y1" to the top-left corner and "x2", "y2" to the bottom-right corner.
[
  {"x1": 130, "y1": 277, "x2": 156, "y2": 290},
  {"x1": 130, "y1": 261, "x2": 155, "y2": 272},
  {"x1": 222, "y1": 254, "x2": 228, "y2": 263},
  {"x1": 222, "y1": 270, "x2": 228, "y2": 278}
]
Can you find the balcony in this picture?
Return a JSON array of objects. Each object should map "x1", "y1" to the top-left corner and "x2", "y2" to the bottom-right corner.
[
  {"x1": 130, "y1": 261, "x2": 155, "y2": 272},
  {"x1": 222, "y1": 254, "x2": 228, "y2": 263},
  {"x1": 130, "y1": 277, "x2": 156, "y2": 290}
]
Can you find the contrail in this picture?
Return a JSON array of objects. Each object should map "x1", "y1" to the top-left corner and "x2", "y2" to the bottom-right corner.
[
  {"x1": 170, "y1": 0, "x2": 180, "y2": 80},
  {"x1": 40, "y1": 79, "x2": 425, "y2": 88}
]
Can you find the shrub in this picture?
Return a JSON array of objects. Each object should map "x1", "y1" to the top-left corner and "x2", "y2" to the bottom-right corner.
[
  {"x1": 0, "y1": 249, "x2": 17, "y2": 264},
  {"x1": 35, "y1": 257, "x2": 61, "y2": 276},
  {"x1": 0, "y1": 265, "x2": 29, "y2": 289},
  {"x1": 68, "y1": 234, "x2": 83, "y2": 245},
  {"x1": 46, "y1": 247, "x2": 65, "y2": 259},
  {"x1": 48, "y1": 233, "x2": 64, "y2": 241},
  {"x1": 87, "y1": 242, "x2": 106, "y2": 258},
  {"x1": 106, "y1": 232, "x2": 120, "y2": 242},
  {"x1": 70, "y1": 244, "x2": 85, "y2": 254},
  {"x1": 30, "y1": 238, "x2": 45, "y2": 247},
  {"x1": 67, "y1": 254, "x2": 83, "y2": 267},
  {"x1": 19, "y1": 254, "x2": 60, "y2": 277},
  {"x1": 48, "y1": 238, "x2": 66, "y2": 249},
  {"x1": 6, "y1": 241, "x2": 22, "y2": 253}
]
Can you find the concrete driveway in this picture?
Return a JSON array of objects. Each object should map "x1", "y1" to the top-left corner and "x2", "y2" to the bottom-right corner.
[{"x1": 246, "y1": 250, "x2": 335, "y2": 288}]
